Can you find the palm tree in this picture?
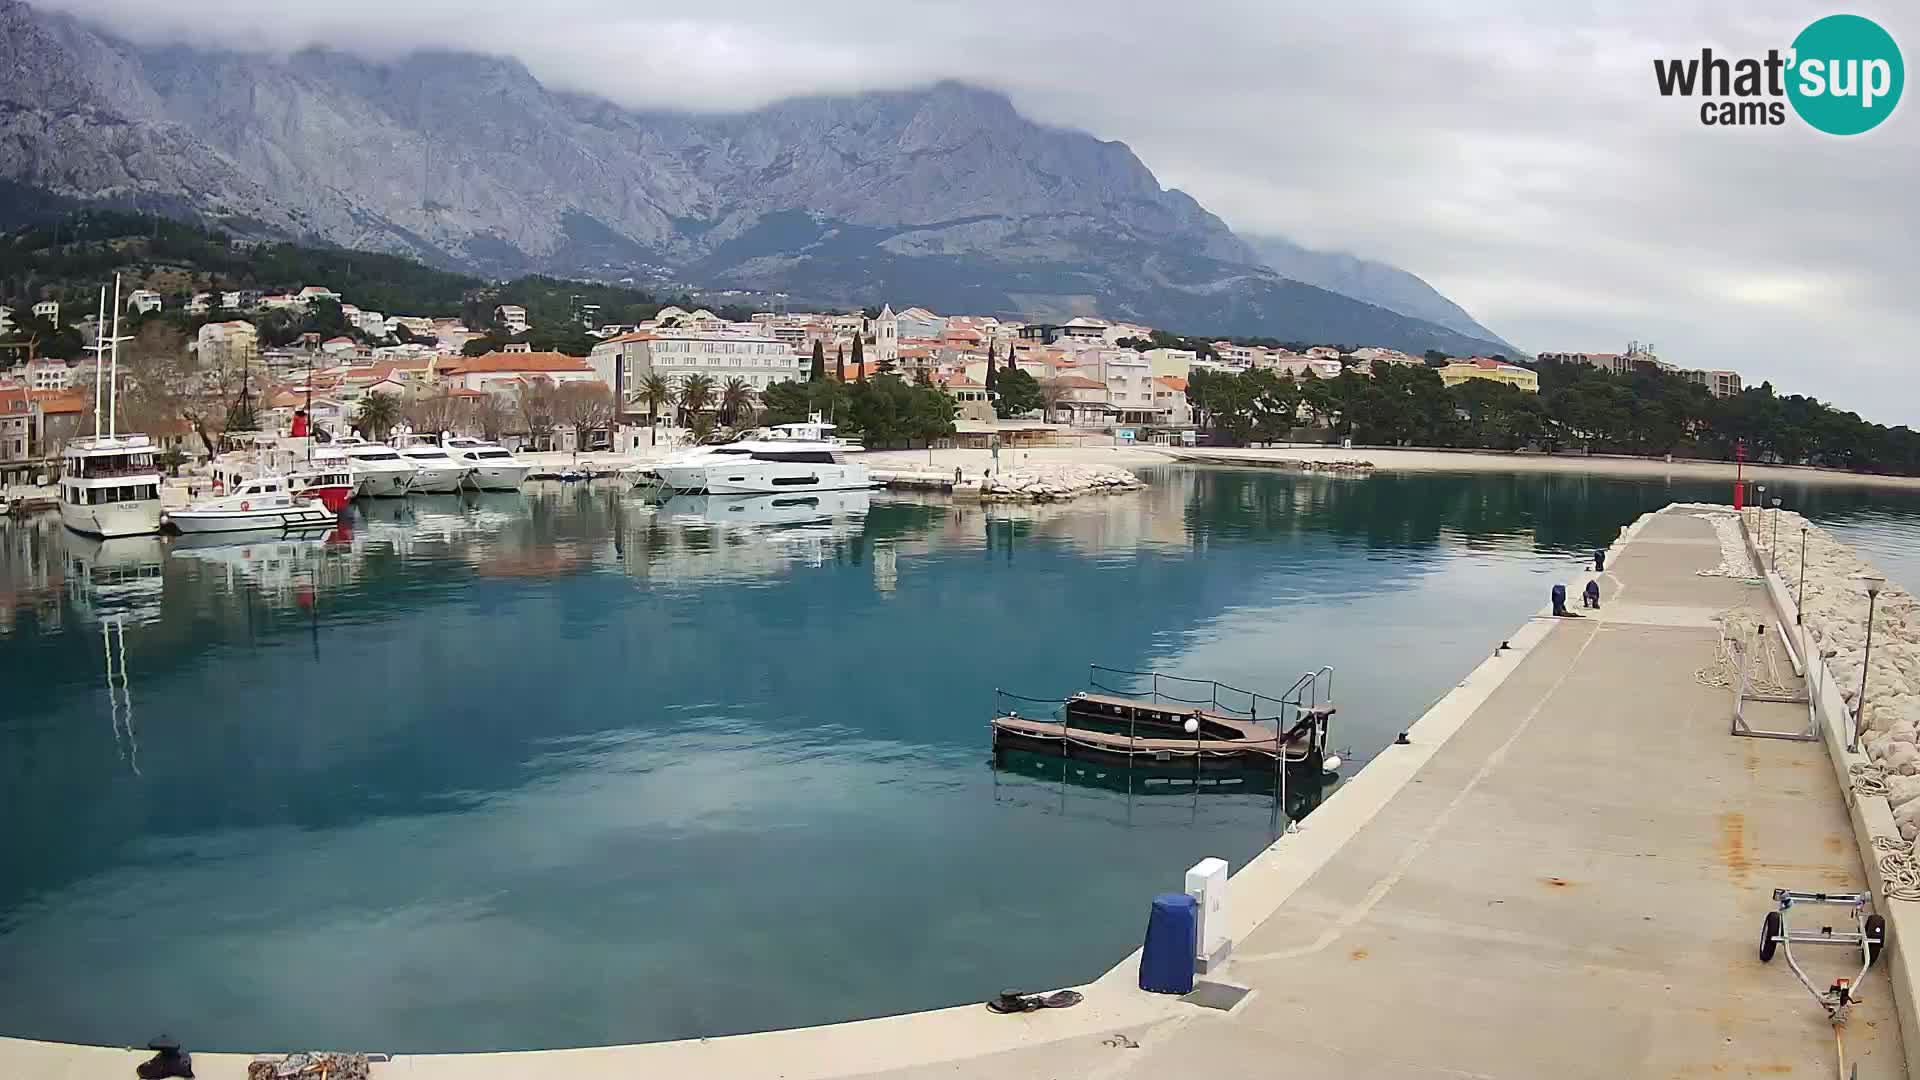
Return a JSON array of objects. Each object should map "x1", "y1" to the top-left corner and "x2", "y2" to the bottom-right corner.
[
  {"x1": 678, "y1": 373, "x2": 715, "y2": 425},
  {"x1": 638, "y1": 373, "x2": 674, "y2": 445},
  {"x1": 720, "y1": 377, "x2": 753, "y2": 427},
  {"x1": 355, "y1": 390, "x2": 401, "y2": 439}
]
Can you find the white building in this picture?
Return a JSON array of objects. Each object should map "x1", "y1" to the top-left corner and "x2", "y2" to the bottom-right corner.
[
  {"x1": 25, "y1": 357, "x2": 74, "y2": 391},
  {"x1": 873, "y1": 304, "x2": 900, "y2": 363},
  {"x1": 0, "y1": 305, "x2": 11, "y2": 334},
  {"x1": 591, "y1": 329, "x2": 802, "y2": 407},
  {"x1": 296, "y1": 286, "x2": 341, "y2": 306},
  {"x1": 32, "y1": 300, "x2": 59, "y2": 323},
  {"x1": 494, "y1": 305, "x2": 530, "y2": 334},
  {"x1": 1151, "y1": 376, "x2": 1191, "y2": 426},
  {"x1": 126, "y1": 289, "x2": 163, "y2": 315},
  {"x1": 892, "y1": 306, "x2": 945, "y2": 339}
]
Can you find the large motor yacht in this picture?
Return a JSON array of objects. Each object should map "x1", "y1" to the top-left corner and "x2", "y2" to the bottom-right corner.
[
  {"x1": 61, "y1": 278, "x2": 163, "y2": 538},
  {"x1": 653, "y1": 416, "x2": 869, "y2": 495},
  {"x1": 391, "y1": 435, "x2": 470, "y2": 493},
  {"x1": 443, "y1": 437, "x2": 532, "y2": 491},
  {"x1": 332, "y1": 436, "x2": 419, "y2": 497}
]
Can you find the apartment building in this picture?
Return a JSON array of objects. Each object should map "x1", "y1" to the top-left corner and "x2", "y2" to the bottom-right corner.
[
  {"x1": 590, "y1": 328, "x2": 803, "y2": 406},
  {"x1": 196, "y1": 321, "x2": 260, "y2": 372}
]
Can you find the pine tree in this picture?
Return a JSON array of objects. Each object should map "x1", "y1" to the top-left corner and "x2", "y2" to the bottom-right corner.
[
  {"x1": 810, "y1": 339, "x2": 825, "y2": 381},
  {"x1": 836, "y1": 345, "x2": 846, "y2": 382},
  {"x1": 853, "y1": 334, "x2": 866, "y2": 384},
  {"x1": 985, "y1": 342, "x2": 998, "y2": 391}
]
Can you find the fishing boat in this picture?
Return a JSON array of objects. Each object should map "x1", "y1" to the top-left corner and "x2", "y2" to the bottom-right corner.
[
  {"x1": 164, "y1": 474, "x2": 336, "y2": 534},
  {"x1": 60, "y1": 278, "x2": 162, "y2": 538},
  {"x1": 211, "y1": 437, "x2": 356, "y2": 514}
]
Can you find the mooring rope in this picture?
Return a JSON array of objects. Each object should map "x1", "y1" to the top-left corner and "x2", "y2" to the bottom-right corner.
[
  {"x1": 1852, "y1": 761, "x2": 1892, "y2": 799},
  {"x1": 1694, "y1": 607, "x2": 1797, "y2": 696},
  {"x1": 1871, "y1": 834, "x2": 1920, "y2": 902}
]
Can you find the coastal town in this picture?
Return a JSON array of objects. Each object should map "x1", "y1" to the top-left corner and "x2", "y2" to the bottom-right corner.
[{"x1": 0, "y1": 272, "x2": 1757, "y2": 491}]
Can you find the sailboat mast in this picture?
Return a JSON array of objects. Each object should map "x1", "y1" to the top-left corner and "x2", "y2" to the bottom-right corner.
[
  {"x1": 91, "y1": 286, "x2": 107, "y2": 439},
  {"x1": 107, "y1": 274, "x2": 122, "y2": 438}
]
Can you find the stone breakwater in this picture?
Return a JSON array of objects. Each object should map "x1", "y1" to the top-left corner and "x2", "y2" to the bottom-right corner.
[
  {"x1": 1750, "y1": 508, "x2": 1920, "y2": 838},
  {"x1": 977, "y1": 465, "x2": 1145, "y2": 502}
]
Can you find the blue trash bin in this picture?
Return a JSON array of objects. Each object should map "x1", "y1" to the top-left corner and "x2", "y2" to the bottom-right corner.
[{"x1": 1139, "y1": 892, "x2": 1197, "y2": 994}]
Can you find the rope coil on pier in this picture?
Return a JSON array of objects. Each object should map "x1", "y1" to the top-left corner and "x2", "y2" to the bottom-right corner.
[
  {"x1": 1694, "y1": 607, "x2": 1798, "y2": 697},
  {"x1": 1852, "y1": 762, "x2": 1892, "y2": 799},
  {"x1": 1871, "y1": 835, "x2": 1920, "y2": 902}
]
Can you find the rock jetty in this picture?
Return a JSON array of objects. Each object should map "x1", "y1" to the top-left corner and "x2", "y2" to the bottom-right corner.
[
  {"x1": 1755, "y1": 509, "x2": 1920, "y2": 838},
  {"x1": 976, "y1": 465, "x2": 1145, "y2": 502},
  {"x1": 1166, "y1": 452, "x2": 1375, "y2": 475}
]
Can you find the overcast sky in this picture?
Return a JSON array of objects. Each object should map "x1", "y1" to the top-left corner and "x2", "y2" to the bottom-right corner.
[{"x1": 44, "y1": 0, "x2": 1920, "y2": 425}]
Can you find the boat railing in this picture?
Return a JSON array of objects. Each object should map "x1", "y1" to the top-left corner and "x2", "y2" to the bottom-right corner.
[{"x1": 1086, "y1": 664, "x2": 1287, "y2": 720}]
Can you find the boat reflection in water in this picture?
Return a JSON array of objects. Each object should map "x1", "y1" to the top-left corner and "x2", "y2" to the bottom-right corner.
[
  {"x1": 656, "y1": 489, "x2": 872, "y2": 530},
  {"x1": 62, "y1": 534, "x2": 166, "y2": 627},
  {"x1": 991, "y1": 746, "x2": 1335, "y2": 829}
]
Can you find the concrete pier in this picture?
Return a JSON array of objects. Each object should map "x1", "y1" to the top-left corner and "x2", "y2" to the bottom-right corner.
[{"x1": 3, "y1": 506, "x2": 1907, "y2": 1078}]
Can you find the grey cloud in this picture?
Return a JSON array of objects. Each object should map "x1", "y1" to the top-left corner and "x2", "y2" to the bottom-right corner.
[{"x1": 36, "y1": 0, "x2": 1920, "y2": 422}]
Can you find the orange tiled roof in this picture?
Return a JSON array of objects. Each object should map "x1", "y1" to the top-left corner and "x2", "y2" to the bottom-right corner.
[
  {"x1": 1154, "y1": 375, "x2": 1188, "y2": 391},
  {"x1": 1052, "y1": 375, "x2": 1106, "y2": 390},
  {"x1": 436, "y1": 352, "x2": 593, "y2": 375},
  {"x1": 29, "y1": 389, "x2": 87, "y2": 414}
]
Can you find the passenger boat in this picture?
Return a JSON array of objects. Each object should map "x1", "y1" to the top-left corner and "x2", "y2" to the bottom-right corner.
[
  {"x1": 332, "y1": 436, "x2": 418, "y2": 497},
  {"x1": 61, "y1": 279, "x2": 162, "y2": 538},
  {"x1": 213, "y1": 439, "x2": 356, "y2": 514},
  {"x1": 442, "y1": 437, "x2": 532, "y2": 491},
  {"x1": 654, "y1": 416, "x2": 869, "y2": 495},
  {"x1": 164, "y1": 474, "x2": 336, "y2": 533},
  {"x1": 391, "y1": 435, "x2": 470, "y2": 493}
]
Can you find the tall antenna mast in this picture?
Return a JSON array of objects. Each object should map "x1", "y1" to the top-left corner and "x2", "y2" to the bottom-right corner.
[
  {"x1": 108, "y1": 274, "x2": 124, "y2": 438},
  {"x1": 88, "y1": 286, "x2": 108, "y2": 439}
]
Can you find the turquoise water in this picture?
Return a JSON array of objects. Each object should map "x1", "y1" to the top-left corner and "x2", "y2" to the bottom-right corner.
[{"x1": 4, "y1": 466, "x2": 1920, "y2": 1053}]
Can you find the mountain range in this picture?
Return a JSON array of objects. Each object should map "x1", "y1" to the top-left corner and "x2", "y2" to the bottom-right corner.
[{"x1": 0, "y1": 0, "x2": 1513, "y2": 355}]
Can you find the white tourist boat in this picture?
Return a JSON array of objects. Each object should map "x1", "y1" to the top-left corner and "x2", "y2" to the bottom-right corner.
[
  {"x1": 332, "y1": 436, "x2": 418, "y2": 497},
  {"x1": 391, "y1": 435, "x2": 470, "y2": 493},
  {"x1": 443, "y1": 436, "x2": 532, "y2": 491},
  {"x1": 61, "y1": 279, "x2": 163, "y2": 538},
  {"x1": 653, "y1": 416, "x2": 869, "y2": 495},
  {"x1": 164, "y1": 474, "x2": 336, "y2": 534},
  {"x1": 211, "y1": 437, "x2": 357, "y2": 514}
]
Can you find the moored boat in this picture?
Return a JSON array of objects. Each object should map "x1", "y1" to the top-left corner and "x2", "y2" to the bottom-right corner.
[
  {"x1": 391, "y1": 435, "x2": 469, "y2": 493},
  {"x1": 333, "y1": 436, "x2": 418, "y2": 497},
  {"x1": 61, "y1": 279, "x2": 162, "y2": 538},
  {"x1": 164, "y1": 475, "x2": 336, "y2": 534},
  {"x1": 654, "y1": 415, "x2": 869, "y2": 495},
  {"x1": 443, "y1": 437, "x2": 532, "y2": 491}
]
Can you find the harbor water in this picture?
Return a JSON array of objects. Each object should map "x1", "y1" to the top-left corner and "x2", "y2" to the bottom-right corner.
[{"x1": 5, "y1": 466, "x2": 1920, "y2": 1052}]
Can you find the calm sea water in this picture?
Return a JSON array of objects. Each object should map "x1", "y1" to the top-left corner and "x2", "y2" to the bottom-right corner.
[{"x1": 5, "y1": 466, "x2": 1920, "y2": 1053}]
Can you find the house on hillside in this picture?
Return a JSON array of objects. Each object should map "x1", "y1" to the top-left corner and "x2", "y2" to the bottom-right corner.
[
  {"x1": 494, "y1": 305, "x2": 530, "y2": 334},
  {"x1": 32, "y1": 301, "x2": 59, "y2": 324},
  {"x1": 1439, "y1": 357, "x2": 1539, "y2": 393},
  {"x1": 126, "y1": 290, "x2": 163, "y2": 315}
]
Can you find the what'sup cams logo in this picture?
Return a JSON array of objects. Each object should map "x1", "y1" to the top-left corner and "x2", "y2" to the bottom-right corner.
[{"x1": 1654, "y1": 14, "x2": 1903, "y2": 134}]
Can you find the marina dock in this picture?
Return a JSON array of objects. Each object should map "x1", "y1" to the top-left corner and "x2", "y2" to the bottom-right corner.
[{"x1": 4, "y1": 505, "x2": 1911, "y2": 1078}]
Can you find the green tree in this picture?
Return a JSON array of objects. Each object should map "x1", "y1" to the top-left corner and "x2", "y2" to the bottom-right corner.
[
  {"x1": 994, "y1": 367, "x2": 1042, "y2": 418},
  {"x1": 354, "y1": 390, "x2": 401, "y2": 439},
  {"x1": 985, "y1": 342, "x2": 999, "y2": 391},
  {"x1": 720, "y1": 377, "x2": 754, "y2": 426},
  {"x1": 810, "y1": 339, "x2": 826, "y2": 381},
  {"x1": 835, "y1": 345, "x2": 846, "y2": 382},
  {"x1": 637, "y1": 373, "x2": 674, "y2": 445},
  {"x1": 678, "y1": 373, "x2": 715, "y2": 423},
  {"x1": 852, "y1": 334, "x2": 866, "y2": 383}
]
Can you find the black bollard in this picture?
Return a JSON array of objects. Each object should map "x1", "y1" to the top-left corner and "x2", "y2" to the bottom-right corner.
[
  {"x1": 136, "y1": 1037, "x2": 193, "y2": 1079},
  {"x1": 1593, "y1": 548, "x2": 1606, "y2": 572},
  {"x1": 1551, "y1": 583, "x2": 1568, "y2": 617}
]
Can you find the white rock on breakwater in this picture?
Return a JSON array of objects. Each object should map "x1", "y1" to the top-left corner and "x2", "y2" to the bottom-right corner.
[
  {"x1": 977, "y1": 465, "x2": 1145, "y2": 502},
  {"x1": 1749, "y1": 507, "x2": 1920, "y2": 838}
]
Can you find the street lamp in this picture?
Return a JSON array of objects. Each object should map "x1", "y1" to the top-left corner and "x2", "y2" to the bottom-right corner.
[
  {"x1": 1796, "y1": 527, "x2": 1808, "y2": 624},
  {"x1": 1755, "y1": 484, "x2": 1767, "y2": 536},
  {"x1": 1770, "y1": 497, "x2": 1782, "y2": 571},
  {"x1": 1851, "y1": 574, "x2": 1887, "y2": 754}
]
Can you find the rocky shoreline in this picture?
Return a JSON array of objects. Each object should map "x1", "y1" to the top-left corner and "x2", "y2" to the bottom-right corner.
[
  {"x1": 1755, "y1": 509, "x2": 1920, "y2": 838},
  {"x1": 974, "y1": 465, "x2": 1145, "y2": 502},
  {"x1": 1161, "y1": 451, "x2": 1376, "y2": 476}
]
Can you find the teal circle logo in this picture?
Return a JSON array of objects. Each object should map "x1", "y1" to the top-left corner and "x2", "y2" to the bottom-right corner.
[{"x1": 1788, "y1": 14, "x2": 1903, "y2": 135}]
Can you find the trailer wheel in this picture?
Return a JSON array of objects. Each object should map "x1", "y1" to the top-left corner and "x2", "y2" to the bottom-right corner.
[
  {"x1": 1760, "y1": 910, "x2": 1782, "y2": 962},
  {"x1": 1866, "y1": 913, "x2": 1886, "y2": 966}
]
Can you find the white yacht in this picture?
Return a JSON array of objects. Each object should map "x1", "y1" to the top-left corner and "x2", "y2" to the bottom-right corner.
[
  {"x1": 61, "y1": 279, "x2": 163, "y2": 538},
  {"x1": 332, "y1": 436, "x2": 418, "y2": 497},
  {"x1": 164, "y1": 475, "x2": 336, "y2": 534},
  {"x1": 391, "y1": 435, "x2": 470, "y2": 493},
  {"x1": 443, "y1": 437, "x2": 532, "y2": 491},
  {"x1": 653, "y1": 416, "x2": 869, "y2": 495}
]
